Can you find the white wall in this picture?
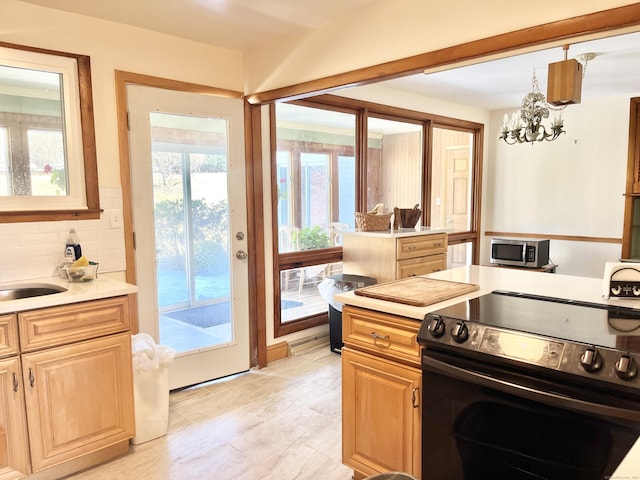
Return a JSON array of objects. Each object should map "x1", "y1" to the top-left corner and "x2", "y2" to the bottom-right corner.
[
  {"x1": 1, "y1": 1, "x2": 243, "y2": 281},
  {"x1": 483, "y1": 94, "x2": 639, "y2": 277}
]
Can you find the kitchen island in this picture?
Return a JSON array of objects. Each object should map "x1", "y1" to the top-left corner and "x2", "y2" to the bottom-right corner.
[
  {"x1": 336, "y1": 265, "x2": 640, "y2": 479},
  {"x1": 342, "y1": 227, "x2": 449, "y2": 283}
]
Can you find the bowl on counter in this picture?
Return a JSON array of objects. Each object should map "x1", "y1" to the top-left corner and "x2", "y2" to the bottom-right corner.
[{"x1": 63, "y1": 263, "x2": 98, "y2": 283}]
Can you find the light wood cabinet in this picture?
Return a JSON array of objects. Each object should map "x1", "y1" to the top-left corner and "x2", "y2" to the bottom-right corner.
[
  {"x1": 0, "y1": 355, "x2": 30, "y2": 479},
  {"x1": 342, "y1": 305, "x2": 422, "y2": 479},
  {"x1": 343, "y1": 231, "x2": 447, "y2": 283},
  {"x1": 0, "y1": 296, "x2": 134, "y2": 479}
]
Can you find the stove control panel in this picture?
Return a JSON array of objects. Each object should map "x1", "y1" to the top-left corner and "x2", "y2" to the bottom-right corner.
[{"x1": 421, "y1": 313, "x2": 640, "y2": 388}]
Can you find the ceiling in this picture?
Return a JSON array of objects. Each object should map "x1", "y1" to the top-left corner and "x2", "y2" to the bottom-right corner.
[
  {"x1": 19, "y1": 0, "x2": 389, "y2": 51},
  {"x1": 18, "y1": 0, "x2": 640, "y2": 109},
  {"x1": 376, "y1": 31, "x2": 640, "y2": 110}
]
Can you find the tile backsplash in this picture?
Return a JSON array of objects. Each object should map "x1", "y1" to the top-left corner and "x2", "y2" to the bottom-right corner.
[{"x1": 0, "y1": 187, "x2": 126, "y2": 282}]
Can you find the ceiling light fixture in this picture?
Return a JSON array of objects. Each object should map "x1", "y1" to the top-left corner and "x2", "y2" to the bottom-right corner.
[
  {"x1": 499, "y1": 68, "x2": 565, "y2": 145},
  {"x1": 547, "y1": 44, "x2": 583, "y2": 106}
]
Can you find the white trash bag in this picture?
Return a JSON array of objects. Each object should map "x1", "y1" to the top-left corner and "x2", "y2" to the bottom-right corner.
[
  {"x1": 318, "y1": 278, "x2": 347, "y2": 312},
  {"x1": 131, "y1": 332, "x2": 176, "y2": 371},
  {"x1": 130, "y1": 333, "x2": 176, "y2": 444}
]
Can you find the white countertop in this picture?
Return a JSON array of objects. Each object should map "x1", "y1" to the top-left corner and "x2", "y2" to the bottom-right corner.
[
  {"x1": 342, "y1": 226, "x2": 451, "y2": 238},
  {"x1": 334, "y1": 265, "x2": 637, "y2": 320},
  {"x1": 0, "y1": 275, "x2": 138, "y2": 314},
  {"x1": 335, "y1": 265, "x2": 640, "y2": 477}
]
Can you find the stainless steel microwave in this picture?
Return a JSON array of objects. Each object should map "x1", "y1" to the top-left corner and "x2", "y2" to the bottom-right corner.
[{"x1": 490, "y1": 237, "x2": 550, "y2": 268}]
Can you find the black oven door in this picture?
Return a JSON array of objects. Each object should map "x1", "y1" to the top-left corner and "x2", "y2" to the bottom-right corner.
[{"x1": 422, "y1": 349, "x2": 640, "y2": 480}]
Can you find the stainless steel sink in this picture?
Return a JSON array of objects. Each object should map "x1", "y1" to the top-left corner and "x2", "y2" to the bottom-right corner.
[{"x1": 0, "y1": 283, "x2": 67, "y2": 301}]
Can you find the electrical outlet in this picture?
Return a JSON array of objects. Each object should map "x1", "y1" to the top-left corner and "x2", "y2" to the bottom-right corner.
[{"x1": 110, "y1": 210, "x2": 123, "y2": 229}]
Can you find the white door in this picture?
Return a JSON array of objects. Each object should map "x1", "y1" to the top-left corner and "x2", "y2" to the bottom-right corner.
[{"x1": 127, "y1": 84, "x2": 249, "y2": 389}]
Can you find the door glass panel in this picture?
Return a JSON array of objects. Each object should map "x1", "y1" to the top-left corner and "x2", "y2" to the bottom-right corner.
[
  {"x1": 150, "y1": 112, "x2": 232, "y2": 350},
  {"x1": 366, "y1": 116, "x2": 423, "y2": 213}
]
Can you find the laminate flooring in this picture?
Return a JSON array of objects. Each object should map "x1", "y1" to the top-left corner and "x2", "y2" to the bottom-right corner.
[{"x1": 65, "y1": 343, "x2": 354, "y2": 480}]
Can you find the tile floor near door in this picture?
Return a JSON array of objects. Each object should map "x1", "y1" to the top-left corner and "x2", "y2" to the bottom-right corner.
[{"x1": 65, "y1": 344, "x2": 353, "y2": 480}]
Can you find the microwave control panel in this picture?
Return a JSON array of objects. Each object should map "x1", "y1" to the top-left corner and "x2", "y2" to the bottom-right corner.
[{"x1": 526, "y1": 246, "x2": 536, "y2": 262}]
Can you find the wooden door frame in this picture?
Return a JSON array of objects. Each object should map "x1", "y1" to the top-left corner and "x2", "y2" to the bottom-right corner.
[
  {"x1": 114, "y1": 71, "x2": 267, "y2": 368},
  {"x1": 622, "y1": 97, "x2": 640, "y2": 259}
]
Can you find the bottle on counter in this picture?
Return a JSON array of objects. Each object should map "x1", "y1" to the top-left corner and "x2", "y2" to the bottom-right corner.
[{"x1": 65, "y1": 228, "x2": 82, "y2": 261}]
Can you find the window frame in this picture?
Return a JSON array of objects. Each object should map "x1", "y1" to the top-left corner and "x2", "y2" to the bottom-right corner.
[
  {"x1": 0, "y1": 41, "x2": 100, "y2": 222},
  {"x1": 271, "y1": 101, "x2": 357, "y2": 336},
  {"x1": 271, "y1": 95, "x2": 483, "y2": 337}
]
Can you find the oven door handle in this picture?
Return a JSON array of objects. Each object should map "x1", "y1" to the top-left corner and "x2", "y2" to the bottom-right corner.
[{"x1": 423, "y1": 355, "x2": 640, "y2": 421}]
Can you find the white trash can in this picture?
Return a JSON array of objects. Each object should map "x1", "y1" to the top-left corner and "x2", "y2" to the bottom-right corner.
[{"x1": 130, "y1": 333, "x2": 176, "y2": 445}]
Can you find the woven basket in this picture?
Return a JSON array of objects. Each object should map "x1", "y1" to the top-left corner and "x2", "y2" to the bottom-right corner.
[{"x1": 354, "y1": 212, "x2": 393, "y2": 231}]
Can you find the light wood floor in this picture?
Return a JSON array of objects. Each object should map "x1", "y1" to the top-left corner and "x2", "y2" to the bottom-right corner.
[{"x1": 64, "y1": 343, "x2": 354, "y2": 480}]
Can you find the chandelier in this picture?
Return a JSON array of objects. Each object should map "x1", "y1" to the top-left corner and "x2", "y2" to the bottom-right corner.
[{"x1": 499, "y1": 70, "x2": 565, "y2": 145}]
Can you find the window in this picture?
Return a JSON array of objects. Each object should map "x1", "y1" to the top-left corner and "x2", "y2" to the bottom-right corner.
[
  {"x1": 0, "y1": 43, "x2": 99, "y2": 220},
  {"x1": 430, "y1": 127, "x2": 474, "y2": 230},
  {"x1": 274, "y1": 102, "x2": 356, "y2": 334},
  {"x1": 366, "y1": 116, "x2": 423, "y2": 212},
  {"x1": 271, "y1": 97, "x2": 483, "y2": 337}
]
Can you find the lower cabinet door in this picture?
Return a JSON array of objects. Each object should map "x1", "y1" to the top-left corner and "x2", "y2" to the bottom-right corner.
[
  {"x1": 342, "y1": 348, "x2": 421, "y2": 478},
  {"x1": 0, "y1": 357, "x2": 30, "y2": 479},
  {"x1": 22, "y1": 333, "x2": 135, "y2": 472}
]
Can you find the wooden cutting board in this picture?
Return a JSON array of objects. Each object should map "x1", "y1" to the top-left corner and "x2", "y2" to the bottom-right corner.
[{"x1": 354, "y1": 277, "x2": 479, "y2": 306}]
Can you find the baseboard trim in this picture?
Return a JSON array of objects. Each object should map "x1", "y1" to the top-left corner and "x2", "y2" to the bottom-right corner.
[{"x1": 266, "y1": 341, "x2": 289, "y2": 363}]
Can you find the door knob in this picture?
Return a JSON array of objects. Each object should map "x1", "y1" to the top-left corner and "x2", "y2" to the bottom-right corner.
[{"x1": 235, "y1": 250, "x2": 248, "y2": 260}]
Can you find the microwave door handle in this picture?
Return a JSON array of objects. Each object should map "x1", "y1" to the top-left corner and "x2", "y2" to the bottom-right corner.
[
  {"x1": 422, "y1": 355, "x2": 640, "y2": 421},
  {"x1": 521, "y1": 242, "x2": 527, "y2": 265}
]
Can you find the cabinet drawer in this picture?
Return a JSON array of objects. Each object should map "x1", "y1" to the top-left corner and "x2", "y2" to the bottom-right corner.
[
  {"x1": 342, "y1": 306, "x2": 421, "y2": 366},
  {"x1": 0, "y1": 313, "x2": 19, "y2": 358},
  {"x1": 19, "y1": 296, "x2": 130, "y2": 352},
  {"x1": 396, "y1": 233, "x2": 447, "y2": 260},
  {"x1": 397, "y1": 253, "x2": 446, "y2": 279}
]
